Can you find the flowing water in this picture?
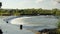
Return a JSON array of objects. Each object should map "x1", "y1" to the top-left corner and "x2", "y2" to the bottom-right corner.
[{"x1": 0, "y1": 15, "x2": 59, "y2": 34}]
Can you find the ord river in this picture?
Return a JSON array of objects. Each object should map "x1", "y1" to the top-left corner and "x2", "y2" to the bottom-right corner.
[{"x1": 0, "y1": 15, "x2": 59, "y2": 34}]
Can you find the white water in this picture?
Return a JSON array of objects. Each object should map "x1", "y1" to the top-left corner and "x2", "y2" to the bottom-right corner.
[
  {"x1": 0, "y1": 16, "x2": 35, "y2": 34},
  {"x1": 1, "y1": 16, "x2": 58, "y2": 34},
  {"x1": 10, "y1": 16, "x2": 58, "y2": 26}
]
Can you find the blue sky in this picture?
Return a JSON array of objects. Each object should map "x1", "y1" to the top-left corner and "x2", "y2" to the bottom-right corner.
[{"x1": 0, "y1": 0, "x2": 60, "y2": 9}]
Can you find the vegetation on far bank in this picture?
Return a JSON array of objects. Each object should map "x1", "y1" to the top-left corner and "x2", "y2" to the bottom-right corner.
[{"x1": 0, "y1": 8, "x2": 60, "y2": 16}]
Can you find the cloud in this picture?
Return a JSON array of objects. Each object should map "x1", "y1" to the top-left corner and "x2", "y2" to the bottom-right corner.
[
  {"x1": 51, "y1": 0, "x2": 58, "y2": 6},
  {"x1": 52, "y1": 1, "x2": 57, "y2": 5},
  {"x1": 36, "y1": 0, "x2": 44, "y2": 3},
  {"x1": 55, "y1": 0, "x2": 60, "y2": 2}
]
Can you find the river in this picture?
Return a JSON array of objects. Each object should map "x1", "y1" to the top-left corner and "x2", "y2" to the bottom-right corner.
[{"x1": 0, "y1": 15, "x2": 59, "y2": 34}]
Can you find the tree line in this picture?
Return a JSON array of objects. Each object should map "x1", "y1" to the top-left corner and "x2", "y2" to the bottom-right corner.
[{"x1": 0, "y1": 8, "x2": 60, "y2": 16}]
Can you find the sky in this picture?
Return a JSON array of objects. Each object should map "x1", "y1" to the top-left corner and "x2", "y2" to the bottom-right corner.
[{"x1": 0, "y1": 0, "x2": 60, "y2": 9}]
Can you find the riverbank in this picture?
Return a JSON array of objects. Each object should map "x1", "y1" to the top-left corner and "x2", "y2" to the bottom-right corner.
[{"x1": 0, "y1": 8, "x2": 60, "y2": 16}]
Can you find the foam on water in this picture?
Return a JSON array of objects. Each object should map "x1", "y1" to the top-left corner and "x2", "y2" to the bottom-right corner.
[
  {"x1": 10, "y1": 16, "x2": 58, "y2": 26},
  {"x1": 10, "y1": 17, "x2": 32, "y2": 25}
]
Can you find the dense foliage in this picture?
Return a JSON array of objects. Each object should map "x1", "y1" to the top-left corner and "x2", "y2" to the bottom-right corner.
[{"x1": 0, "y1": 8, "x2": 60, "y2": 16}]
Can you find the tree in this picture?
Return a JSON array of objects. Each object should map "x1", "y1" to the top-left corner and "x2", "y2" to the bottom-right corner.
[{"x1": 0, "y1": 2, "x2": 2, "y2": 8}]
